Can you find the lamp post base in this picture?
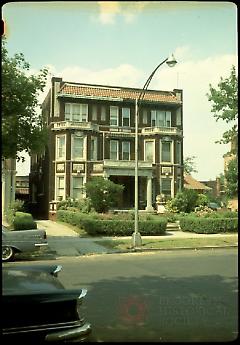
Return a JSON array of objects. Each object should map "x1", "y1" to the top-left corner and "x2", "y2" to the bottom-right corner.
[{"x1": 132, "y1": 232, "x2": 142, "y2": 248}]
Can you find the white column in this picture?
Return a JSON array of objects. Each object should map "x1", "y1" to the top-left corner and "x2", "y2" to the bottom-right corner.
[{"x1": 145, "y1": 176, "x2": 154, "y2": 212}]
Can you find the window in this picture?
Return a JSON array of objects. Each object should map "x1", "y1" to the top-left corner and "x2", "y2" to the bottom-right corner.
[
  {"x1": 122, "y1": 108, "x2": 130, "y2": 127},
  {"x1": 101, "y1": 106, "x2": 106, "y2": 121},
  {"x1": 92, "y1": 105, "x2": 97, "y2": 121},
  {"x1": 176, "y1": 108, "x2": 182, "y2": 126},
  {"x1": 143, "y1": 110, "x2": 148, "y2": 125},
  {"x1": 56, "y1": 135, "x2": 65, "y2": 160},
  {"x1": 64, "y1": 103, "x2": 88, "y2": 122},
  {"x1": 110, "y1": 140, "x2": 118, "y2": 160},
  {"x1": 110, "y1": 106, "x2": 119, "y2": 126},
  {"x1": 56, "y1": 176, "x2": 65, "y2": 198},
  {"x1": 161, "y1": 141, "x2": 172, "y2": 163},
  {"x1": 161, "y1": 178, "x2": 172, "y2": 197},
  {"x1": 122, "y1": 141, "x2": 130, "y2": 160},
  {"x1": 176, "y1": 141, "x2": 182, "y2": 164},
  {"x1": 145, "y1": 141, "x2": 154, "y2": 162},
  {"x1": 91, "y1": 137, "x2": 97, "y2": 160},
  {"x1": 151, "y1": 110, "x2": 171, "y2": 127},
  {"x1": 72, "y1": 176, "x2": 84, "y2": 200},
  {"x1": 72, "y1": 135, "x2": 84, "y2": 160}
]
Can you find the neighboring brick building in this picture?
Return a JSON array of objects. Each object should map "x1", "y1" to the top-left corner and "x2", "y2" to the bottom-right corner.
[{"x1": 30, "y1": 77, "x2": 184, "y2": 219}]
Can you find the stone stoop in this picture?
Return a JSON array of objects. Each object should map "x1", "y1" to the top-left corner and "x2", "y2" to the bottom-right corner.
[{"x1": 166, "y1": 222, "x2": 181, "y2": 231}]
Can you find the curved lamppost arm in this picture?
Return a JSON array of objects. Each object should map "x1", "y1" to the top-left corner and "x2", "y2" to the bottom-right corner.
[{"x1": 132, "y1": 54, "x2": 177, "y2": 248}]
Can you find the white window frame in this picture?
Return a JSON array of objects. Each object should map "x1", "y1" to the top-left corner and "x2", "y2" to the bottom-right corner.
[
  {"x1": 110, "y1": 106, "x2": 119, "y2": 126},
  {"x1": 151, "y1": 110, "x2": 171, "y2": 127},
  {"x1": 91, "y1": 137, "x2": 98, "y2": 161},
  {"x1": 110, "y1": 140, "x2": 119, "y2": 160},
  {"x1": 160, "y1": 177, "x2": 173, "y2": 198},
  {"x1": 144, "y1": 140, "x2": 155, "y2": 163},
  {"x1": 56, "y1": 135, "x2": 66, "y2": 161},
  {"x1": 160, "y1": 140, "x2": 173, "y2": 163},
  {"x1": 64, "y1": 103, "x2": 88, "y2": 122},
  {"x1": 71, "y1": 133, "x2": 86, "y2": 160},
  {"x1": 122, "y1": 141, "x2": 130, "y2": 161},
  {"x1": 122, "y1": 108, "x2": 130, "y2": 127},
  {"x1": 71, "y1": 176, "x2": 84, "y2": 200},
  {"x1": 55, "y1": 175, "x2": 65, "y2": 200}
]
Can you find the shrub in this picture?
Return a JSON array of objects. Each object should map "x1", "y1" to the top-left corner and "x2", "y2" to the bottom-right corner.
[
  {"x1": 57, "y1": 197, "x2": 94, "y2": 213},
  {"x1": 57, "y1": 210, "x2": 167, "y2": 236},
  {"x1": 13, "y1": 212, "x2": 37, "y2": 230},
  {"x1": 169, "y1": 189, "x2": 199, "y2": 213},
  {"x1": 179, "y1": 216, "x2": 238, "y2": 234},
  {"x1": 81, "y1": 219, "x2": 167, "y2": 236},
  {"x1": 85, "y1": 177, "x2": 124, "y2": 213},
  {"x1": 5, "y1": 199, "x2": 25, "y2": 225}
]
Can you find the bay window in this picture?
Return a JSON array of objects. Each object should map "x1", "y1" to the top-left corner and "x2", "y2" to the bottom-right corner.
[
  {"x1": 151, "y1": 110, "x2": 171, "y2": 127},
  {"x1": 64, "y1": 103, "x2": 88, "y2": 122}
]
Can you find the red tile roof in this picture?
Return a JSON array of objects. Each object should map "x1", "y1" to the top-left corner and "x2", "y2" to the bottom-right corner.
[
  {"x1": 184, "y1": 174, "x2": 212, "y2": 191},
  {"x1": 58, "y1": 83, "x2": 181, "y2": 104}
]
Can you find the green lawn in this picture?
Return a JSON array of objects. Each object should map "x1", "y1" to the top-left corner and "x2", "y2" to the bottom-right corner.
[{"x1": 95, "y1": 236, "x2": 238, "y2": 250}]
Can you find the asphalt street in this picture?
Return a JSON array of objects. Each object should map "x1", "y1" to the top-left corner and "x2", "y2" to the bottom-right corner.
[{"x1": 6, "y1": 248, "x2": 238, "y2": 342}]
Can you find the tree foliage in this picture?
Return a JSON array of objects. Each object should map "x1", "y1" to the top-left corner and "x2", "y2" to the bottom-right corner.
[
  {"x1": 2, "y1": 37, "x2": 49, "y2": 161},
  {"x1": 168, "y1": 189, "x2": 199, "y2": 213},
  {"x1": 225, "y1": 157, "x2": 238, "y2": 197},
  {"x1": 183, "y1": 156, "x2": 198, "y2": 175},
  {"x1": 85, "y1": 177, "x2": 124, "y2": 213},
  {"x1": 207, "y1": 65, "x2": 238, "y2": 145}
]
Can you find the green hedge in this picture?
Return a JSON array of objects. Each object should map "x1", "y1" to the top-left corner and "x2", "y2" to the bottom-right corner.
[
  {"x1": 179, "y1": 216, "x2": 238, "y2": 234},
  {"x1": 56, "y1": 210, "x2": 167, "y2": 236},
  {"x1": 13, "y1": 212, "x2": 37, "y2": 231}
]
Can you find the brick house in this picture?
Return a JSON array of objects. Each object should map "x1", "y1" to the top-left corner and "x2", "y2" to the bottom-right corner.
[{"x1": 29, "y1": 77, "x2": 184, "y2": 219}]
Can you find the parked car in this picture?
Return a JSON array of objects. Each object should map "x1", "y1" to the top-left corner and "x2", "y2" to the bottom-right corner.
[
  {"x1": 2, "y1": 264, "x2": 92, "y2": 343},
  {"x1": 2, "y1": 225, "x2": 48, "y2": 262},
  {"x1": 207, "y1": 202, "x2": 221, "y2": 210}
]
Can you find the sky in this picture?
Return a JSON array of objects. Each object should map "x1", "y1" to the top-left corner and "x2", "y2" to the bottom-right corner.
[{"x1": 2, "y1": 1, "x2": 238, "y2": 180}]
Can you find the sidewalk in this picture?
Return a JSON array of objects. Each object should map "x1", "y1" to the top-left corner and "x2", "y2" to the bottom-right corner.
[{"x1": 36, "y1": 220, "x2": 238, "y2": 257}]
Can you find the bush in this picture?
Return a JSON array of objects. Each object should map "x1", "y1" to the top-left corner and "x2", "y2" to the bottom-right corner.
[
  {"x1": 179, "y1": 216, "x2": 238, "y2": 234},
  {"x1": 5, "y1": 199, "x2": 25, "y2": 225},
  {"x1": 169, "y1": 189, "x2": 199, "y2": 213},
  {"x1": 85, "y1": 177, "x2": 124, "y2": 213},
  {"x1": 81, "y1": 219, "x2": 167, "y2": 236},
  {"x1": 57, "y1": 210, "x2": 167, "y2": 236},
  {"x1": 13, "y1": 212, "x2": 37, "y2": 230},
  {"x1": 57, "y1": 197, "x2": 94, "y2": 213}
]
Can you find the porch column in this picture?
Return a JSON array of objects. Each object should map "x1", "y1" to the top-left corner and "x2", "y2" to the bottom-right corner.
[{"x1": 145, "y1": 176, "x2": 154, "y2": 212}]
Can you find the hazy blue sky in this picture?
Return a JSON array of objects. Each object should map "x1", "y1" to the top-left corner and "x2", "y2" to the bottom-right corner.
[{"x1": 3, "y1": 1, "x2": 237, "y2": 180}]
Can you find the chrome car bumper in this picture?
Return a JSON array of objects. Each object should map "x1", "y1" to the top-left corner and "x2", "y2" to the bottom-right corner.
[
  {"x1": 35, "y1": 243, "x2": 48, "y2": 247},
  {"x1": 45, "y1": 322, "x2": 91, "y2": 342}
]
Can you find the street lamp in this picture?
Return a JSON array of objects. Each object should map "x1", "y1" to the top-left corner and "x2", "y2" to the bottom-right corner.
[{"x1": 132, "y1": 53, "x2": 177, "y2": 248}]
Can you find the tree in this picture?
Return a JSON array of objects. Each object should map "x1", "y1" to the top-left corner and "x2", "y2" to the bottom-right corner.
[
  {"x1": 183, "y1": 156, "x2": 198, "y2": 175},
  {"x1": 2, "y1": 37, "x2": 48, "y2": 161},
  {"x1": 225, "y1": 157, "x2": 238, "y2": 197},
  {"x1": 85, "y1": 177, "x2": 124, "y2": 213},
  {"x1": 207, "y1": 65, "x2": 238, "y2": 146}
]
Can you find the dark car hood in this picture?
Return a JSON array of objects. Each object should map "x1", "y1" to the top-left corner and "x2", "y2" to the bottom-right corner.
[{"x1": 3, "y1": 265, "x2": 67, "y2": 296}]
